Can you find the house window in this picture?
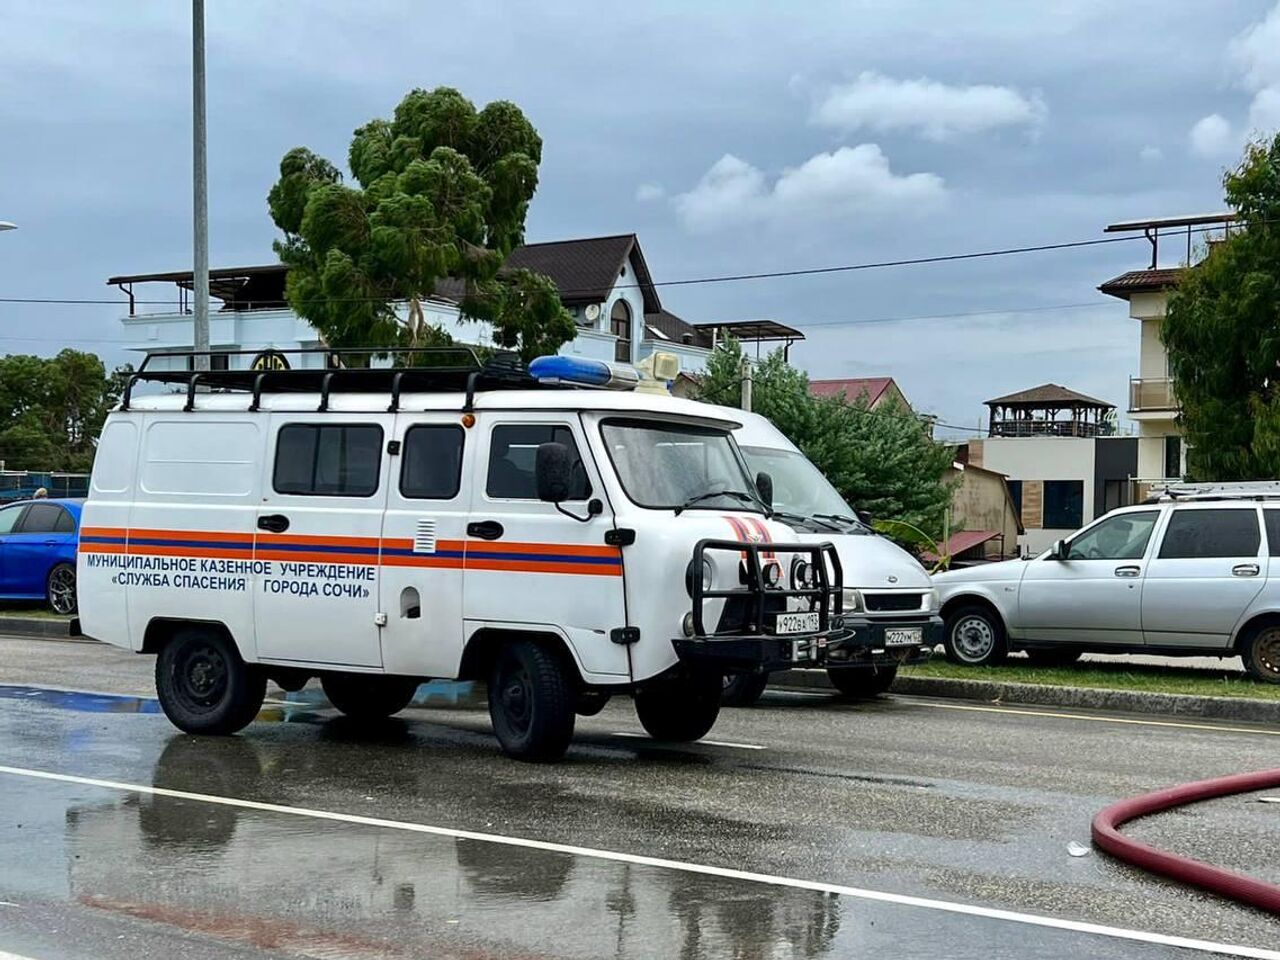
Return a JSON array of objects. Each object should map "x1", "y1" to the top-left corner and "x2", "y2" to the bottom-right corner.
[
  {"x1": 1006, "y1": 480, "x2": 1022, "y2": 514},
  {"x1": 610, "y1": 300, "x2": 632, "y2": 363},
  {"x1": 1164, "y1": 436, "x2": 1182, "y2": 480},
  {"x1": 187, "y1": 352, "x2": 230, "y2": 371},
  {"x1": 1042, "y1": 480, "x2": 1084, "y2": 529}
]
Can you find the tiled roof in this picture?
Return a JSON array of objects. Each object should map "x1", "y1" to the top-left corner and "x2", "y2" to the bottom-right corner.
[
  {"x1": 809, "y1": 377, "x2": 897, "y2": 406},
  {"x1": 985, "y1": 383, "x2": 1113, "y2": 408},
  {"x1": 644, "y1": 307, "x2": 712, "y2": 348},
  {"x1": 503, "y1": 234, "x2": 661, "y2": 314},
  {"x1": 1098, "y1": 268, "x2": 1183, "y2": 300}
]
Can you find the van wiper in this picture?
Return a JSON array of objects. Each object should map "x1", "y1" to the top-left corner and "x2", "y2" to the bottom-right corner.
[
  {"x1": 772, "y1": 509, "x2": 843, "y2": 532},
  {"x1": 813, "y1": 512, "x2": 867, "y2": 531},
  {"x1": 675, "y1": 489, "x2": 760, "y2": 516}
]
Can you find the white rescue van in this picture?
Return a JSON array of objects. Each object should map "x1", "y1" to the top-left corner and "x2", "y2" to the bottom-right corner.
[
  {"x1": 719, "y1": 410, "x2": 940, "y2": 705},
  {"x1": 78, "y1": 349, "x2": 850, "y2": 761}
]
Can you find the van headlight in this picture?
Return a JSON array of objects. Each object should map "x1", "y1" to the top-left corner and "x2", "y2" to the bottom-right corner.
[
  {"x1": 842, "y1": 588, "x2": 863, "y2": 613},
  {"x1": 927, "y1": 588, "x2": 940, "y2": 612},
  {"x1": 685, "y1": 557, "x2": 714, "y2": 597}
]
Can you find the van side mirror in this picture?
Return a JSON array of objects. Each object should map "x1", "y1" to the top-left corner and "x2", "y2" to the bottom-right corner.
[
  {"x1": 1050, "y1": 539, "x2": 1068, "y2": 560},
  {"x1": 856, "y1": 509, "x2": 873, "y2": 526},
  {"x1": 755, "y1": 471, "x2": 773, "y2": 510},
  {"x1": 535, "y1": 442, "x2": 573, "y2": 503}
]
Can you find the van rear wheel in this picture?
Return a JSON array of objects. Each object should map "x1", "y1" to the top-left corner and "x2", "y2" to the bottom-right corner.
[
  {"x1": 155, "y1": 628, "x2": 265, "y2": 735},
  {"x1": 828, "y1": 665, "x2": 897, "y2": 699},
  {"x1": 321, "y1": 674, "x2": 420, "y2": 721},
  {"x1": 488, "y1": 640, "x2": 576, "y2": 762},
  {"x1": 634, "y1": 670, "x2": 721, "y2": 741}
]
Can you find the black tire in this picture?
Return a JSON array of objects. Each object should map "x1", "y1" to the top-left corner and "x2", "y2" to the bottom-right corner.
[
  {"x1": 488, "y1": 640, "x2": 576, "y2": 761},
  {"x1": 721, "y1": 672, "x2": 769, "y2": 707},
  {"x1": 827, "y1": 665, "x2": 897, "y2": 699},
  {"x1": 1242, "y1": 625, "x2": 1280, "y2": 684},
  {"x1": 943, "y1": 604, "x2": 1009, "y2": 666},
  {"x1": 321, "y1": 674, "x2": 420, "y2": 720},
  {"x1": 47, "y1": 562, "x2": 77, "y2": 615},
  {"x1": 155, "y1": 628, "x2": 265, "y2": 735},
  {"x1": 634, "y1": 670, "x2": 721, "y2": 741},
  {"x1": 1023, "y1": 647, "x2": 1082, "y2": 667}
]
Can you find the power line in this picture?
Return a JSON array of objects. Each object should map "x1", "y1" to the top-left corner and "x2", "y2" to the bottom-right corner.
[{"x1": 0, "y1": 228, "x2": 1162, "y2": 308}]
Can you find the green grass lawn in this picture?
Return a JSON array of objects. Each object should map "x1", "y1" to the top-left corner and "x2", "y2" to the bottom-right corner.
[
  {"x1": 903, "y1": 658, "x2": 1280, "y2": 701},
  {"x1": 0, "y1": 605, "x2": 70, "y2": 620}
]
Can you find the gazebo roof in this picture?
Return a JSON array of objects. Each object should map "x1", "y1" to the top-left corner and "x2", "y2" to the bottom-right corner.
[{"x1": 985, "y1": 383, "x2": 1114, "y2": 409}]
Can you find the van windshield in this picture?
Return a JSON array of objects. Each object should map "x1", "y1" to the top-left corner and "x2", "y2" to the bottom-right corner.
[
  {"x1": 601, "y1": 420, "x2": 763, "y2": 512},
  {"x1": 739, "y1": 445, "x2": 869, "y2": 533}
]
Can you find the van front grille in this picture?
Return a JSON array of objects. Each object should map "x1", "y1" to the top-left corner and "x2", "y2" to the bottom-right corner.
[{"x1": 863, "y1": 593, "x2": 924, "y2": 612}]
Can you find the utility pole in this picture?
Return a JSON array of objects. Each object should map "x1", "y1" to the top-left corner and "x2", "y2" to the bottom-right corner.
[
  {"x1": 740, "y1": 356, "x2": 752, "y2": 412},
  {"x1": 192, "y1": 0, "x2": 210, "y2": 371}
]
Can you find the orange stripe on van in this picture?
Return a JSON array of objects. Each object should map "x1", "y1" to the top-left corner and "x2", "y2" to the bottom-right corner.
[
  {"x1": 464, "y1": 558, "x2": 622, "y2": 577},
  {"x1": 464, "y1": 541, "x2": 622, "y2": 559}
]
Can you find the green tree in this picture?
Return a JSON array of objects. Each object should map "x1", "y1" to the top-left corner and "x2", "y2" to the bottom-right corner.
[
  {"x1": 1163, "y1": 133, "x2": 1280, "y2": 479},
  {"x1": 268, "y1": 87, "x2": 575, "y2": 361},
  {"x1": 695, "y1": 338, "x2": 953, "y2": 531},
  {"x1": 0, "y1": 350, "x2": 128, "y2": 472}
]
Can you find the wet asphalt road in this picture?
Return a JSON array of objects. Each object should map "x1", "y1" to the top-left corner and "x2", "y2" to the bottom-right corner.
[{"x1": 0, "y1": 637, "x2": 1276, "y2": 959}]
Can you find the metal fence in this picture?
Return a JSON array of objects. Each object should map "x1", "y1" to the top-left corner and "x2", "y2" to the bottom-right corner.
[{"x1": 0, "y1": 471, "x2": 89, "y2": 503}]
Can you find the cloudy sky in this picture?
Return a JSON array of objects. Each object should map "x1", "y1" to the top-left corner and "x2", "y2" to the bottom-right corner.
[{"x1": 3, "y1": 1, "x2": 1278, "y2": 436}]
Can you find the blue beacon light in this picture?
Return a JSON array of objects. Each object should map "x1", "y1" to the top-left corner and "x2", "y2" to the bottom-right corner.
[{"x1": 528, "y1": 356, "x2": 640, "y2": 390}]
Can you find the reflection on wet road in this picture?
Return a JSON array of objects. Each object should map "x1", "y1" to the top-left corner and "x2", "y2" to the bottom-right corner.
[{"x1": 0, "y1": 666, "x2": 1276, "y2": 959}]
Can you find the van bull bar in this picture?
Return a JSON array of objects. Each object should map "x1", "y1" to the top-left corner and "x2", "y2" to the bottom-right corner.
[{"x1": 674, "y1": 538, "x2": 853, "y2": 671}]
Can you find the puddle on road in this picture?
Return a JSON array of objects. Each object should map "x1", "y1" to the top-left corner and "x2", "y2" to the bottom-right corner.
[{"x1": 0, "y1": 684, "x2": 163, "y2": 715}]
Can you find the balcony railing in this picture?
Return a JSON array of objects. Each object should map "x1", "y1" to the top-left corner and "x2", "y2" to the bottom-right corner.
[
  {"x1": 1129, "y1": 377, "x2": 1177, "y2": 413},
  {"x1": 988, "y1": 419, "x2": 1110, "y2": 438}
]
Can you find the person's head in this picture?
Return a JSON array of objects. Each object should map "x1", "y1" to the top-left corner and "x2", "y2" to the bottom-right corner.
[{"x1": 33, "y1": 487, "x2": 47, "y2": 499}]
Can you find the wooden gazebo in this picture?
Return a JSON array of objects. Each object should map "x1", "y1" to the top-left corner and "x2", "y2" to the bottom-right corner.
[{"x1": 985, "y1": 384, "x2": 1115, "y2": 438}]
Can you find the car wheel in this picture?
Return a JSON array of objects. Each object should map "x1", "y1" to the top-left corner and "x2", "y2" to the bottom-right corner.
[
  {"x1": 487, "y1": 640, "x2": 576, "y2": 761},
  {"x1": 321, "y1": 674, "x2": 420, "y2": 720},
  {"x1": 155, "y1": 628, "x2": 266, "y2": 735},
  {"x1": 1242, "y1": 625, "x2": 1280, "y2": 684},
  {"x1": 827, "y1": 665, "x2": 897, "y2": 699},
  {"x1": 634, "y1": 670, "x2": 721, "y2": 741},
  {"x1": 943, "y1": 605, "x2": 1008, "y2": 666},
  {"x1": 1023, "y1": 647, "x2": 1082, "y2": 667},
  {"x1": 721, "y1": 672, "x2": 769, "y2": 707},
  {"x1": 46, "y1": 562, "x2": 77, "y2": 615}
]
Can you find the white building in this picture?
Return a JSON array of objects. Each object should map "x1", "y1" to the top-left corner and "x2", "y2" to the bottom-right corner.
[
  {"x1": 107, "y1": 234, "x2": 756, "y2": 377},
  {"x1": 1098, "y1": 211, "x2": 1236, "y2": 492}
]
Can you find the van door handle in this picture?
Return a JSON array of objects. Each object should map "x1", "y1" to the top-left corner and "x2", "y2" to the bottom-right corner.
[
  {"x1": 467, "y1": 520, "x2": 504, "y2": 541},
  {"x1": 1114, "y1": 565, "x2": 1141, "y2": 578},
  {"x1": 1232, "y1": 563, "x2": 1260, "y2": 577},
  {"x1": 257, "y1": 514, "x2": 290, "y2": 534}
]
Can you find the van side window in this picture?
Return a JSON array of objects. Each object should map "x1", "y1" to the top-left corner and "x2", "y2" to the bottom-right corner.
[
  {"x1": 1158, "y1": 508, "x2": 1260, "y2": 559},
  {"x1": 1265, "y1": 510, "x2": 1280, "y2": 557},
  {"x1": 274, "y1": 424, "x2": 383, "y2": 497},
  {"x1": 400, "y1": 425, "x2": 465, "y2": 500},
  {"x1": 487, "y1": 424, "x2": 591, "y2": 500}
]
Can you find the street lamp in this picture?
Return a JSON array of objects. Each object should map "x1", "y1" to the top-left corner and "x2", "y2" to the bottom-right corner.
[{"x1": 0, "y1": 222, "x2": 16, "y2": 231}]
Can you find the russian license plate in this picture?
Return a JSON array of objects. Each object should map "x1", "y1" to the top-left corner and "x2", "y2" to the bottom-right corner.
[
  {"x1": 776, "y1": 612, "x2": 820, "y2": 635},
  {"x1": 885, "y1": 627, "x2": 923, "y2": 647}
]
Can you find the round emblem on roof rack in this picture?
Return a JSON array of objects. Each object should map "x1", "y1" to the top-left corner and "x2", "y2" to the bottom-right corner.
[{"x1": 250, "y1": 350, "x2": 290, "y2": 371}]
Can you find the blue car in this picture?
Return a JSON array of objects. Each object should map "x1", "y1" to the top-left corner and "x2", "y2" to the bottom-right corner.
[{"x1": 0, "y1": 498, "x2": 82, "y2": 614}]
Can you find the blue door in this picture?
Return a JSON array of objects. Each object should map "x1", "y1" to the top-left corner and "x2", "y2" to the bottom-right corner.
[
  {"x1": 2, "y1": 503, "x2": 75, "y2": 598},
  {"x1": 0, "y1": 505, "x2": 31, "y2": 596}
]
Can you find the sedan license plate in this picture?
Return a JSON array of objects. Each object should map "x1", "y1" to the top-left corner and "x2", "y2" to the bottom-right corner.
[
  {"x1": 776, "y1": 612, "x2": 820, "y2": 635},
  {"x1": 885, "y1": 627, "x2": 922, "y2": 647}
]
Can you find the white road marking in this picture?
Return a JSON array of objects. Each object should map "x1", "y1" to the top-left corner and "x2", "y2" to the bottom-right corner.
[
  {"x1": 611, "y1": 732, "x2": 765, "y2": 750},
  {"x1": 1259, "y1": 797, "x2": 1280, "y2": 804},
  {"x1": 0, "y1": 952, "x2": 41, "y2": 960},
  {"x1": 897, "y1": 697, "x2": 1280, "y2": 737},
  {"x1": 0, "y1": 764, "x2": 1275, "y2": 959}
]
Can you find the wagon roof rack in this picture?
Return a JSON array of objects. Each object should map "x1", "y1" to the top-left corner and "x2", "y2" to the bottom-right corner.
[
  {"x1": 120, "y1": 347, "x2": 551, "y2": 413},
  {"x1": 1144, "y1": 480, "x2": 1280, "y2": 503}
]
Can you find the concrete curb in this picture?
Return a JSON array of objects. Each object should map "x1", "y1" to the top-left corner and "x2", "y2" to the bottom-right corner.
[
  {"x1": 773, "y1": 669, "x2": 1280, "y2": 725},
  {"x1": 0, "y1": 615, "x2": 75, "y2": 639}
]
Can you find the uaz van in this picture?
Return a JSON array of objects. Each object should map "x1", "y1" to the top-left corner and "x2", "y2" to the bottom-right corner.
[{"x1": 78, "y1": 350, "x2": 850, "y2": 760}]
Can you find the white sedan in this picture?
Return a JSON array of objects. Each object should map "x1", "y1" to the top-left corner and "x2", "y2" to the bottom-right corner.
[{"x1": 932, "y1": 500, "x2": 1280, "y2": 682}]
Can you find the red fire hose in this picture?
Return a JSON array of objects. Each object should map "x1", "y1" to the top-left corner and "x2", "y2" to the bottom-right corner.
[{"x1": 1091, "y1": 768, "x2": 1280, "y2": 915}]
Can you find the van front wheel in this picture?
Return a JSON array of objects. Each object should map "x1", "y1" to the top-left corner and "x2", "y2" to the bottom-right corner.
[
  {"x1": 634, "y1": 670, "x2": 721, "y2": 741},
  {"x1": 156, "y1": 628, "x2": 265, "y2": 735},
  {"x1": 488, "y1": 641, "x2": 576, "y2": 762}
]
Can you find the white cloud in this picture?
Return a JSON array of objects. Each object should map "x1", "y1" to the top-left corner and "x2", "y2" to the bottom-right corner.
[
  {"x1": 1188, "y1": 114, "x2": 1236, "y2": 158},
  {"x1": 635, "y1": 182, "x2": 665, "y2": 202},
  {"x1": 1231, "y1": 2, "x2": 1280, "y2": 92},
  {"x1": 1139, "y1": 145, "x2": 1163, "y2": 162},
  {"x1": 1248, "y1": 86, "x2": 1280, "y2": 135},
  {"x1": 812, "y1": 71, "x2": 1046, "y2": 140},
  {"x1": 673, "y1": 145, "x2": 945, "y2": 232}
]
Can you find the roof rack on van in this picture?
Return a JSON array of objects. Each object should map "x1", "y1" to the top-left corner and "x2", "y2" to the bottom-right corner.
[
  {"x1": 1143, "y1": 480, "x2": 1280, "y2": 503},
  {"x1": 120, "y1": 347, "x2": 548, "y2": 413}
]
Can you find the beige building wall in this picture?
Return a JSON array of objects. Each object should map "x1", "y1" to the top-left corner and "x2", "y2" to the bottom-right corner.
[
  {"x1": 975, "y1": 436, "x2": 1098, "y2": 553},
  {"x1": 948, "y1": 463, "x2": 1020, "y2": 559}
]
